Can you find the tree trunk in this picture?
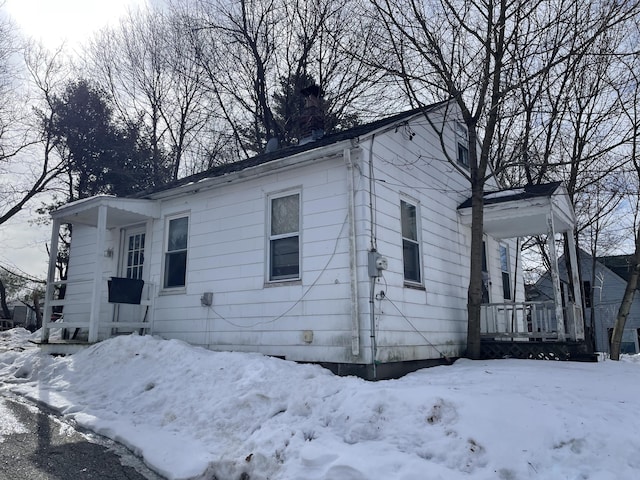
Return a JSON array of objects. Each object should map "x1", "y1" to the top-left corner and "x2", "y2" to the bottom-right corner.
[
  {"x1": 0, "y1": 278, "x2": 10, "y2": 319},
  {"x1": 466, "y1": 167, "x2": 485, "y2": 360},
  {"x1": 610, "y1": 226, "x2": 640, "y2": 360},
  {"x1": 32, "y1": 292, "x2": 43, "y2": 330}
]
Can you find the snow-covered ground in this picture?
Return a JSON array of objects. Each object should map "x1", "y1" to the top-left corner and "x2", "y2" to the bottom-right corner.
[{"x1": 1, "y1": 328, "x2": 639, "y2": 480}]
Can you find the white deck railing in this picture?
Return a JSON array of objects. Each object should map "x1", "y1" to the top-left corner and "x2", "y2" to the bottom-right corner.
[
  {"x1": 481, "y1": 300, "x2": 584, "y2": 342},
  {"x1": 41, "y1": 278, "x2": 154, "y2": 343},
  {"x1": 481, "y1": 301, "x2": 562, "y2": 340}
]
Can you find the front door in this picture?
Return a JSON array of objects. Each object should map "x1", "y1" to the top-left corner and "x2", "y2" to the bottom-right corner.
[{"x1": 115, "y1": 226, "x2": 147, "y2": 331}]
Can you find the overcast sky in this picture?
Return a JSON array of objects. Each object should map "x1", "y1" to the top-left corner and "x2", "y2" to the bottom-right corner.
[
  {"x1": 3, "y1": 0, "x2": 150, "y2": 48},
  {"x1": 1, "y1": 0, "x2": 153, "y2": 278}
]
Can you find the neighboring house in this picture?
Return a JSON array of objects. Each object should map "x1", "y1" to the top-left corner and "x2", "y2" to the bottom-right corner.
[
  {"x1": 535, "y1": 250, "x2": 640, "y2": 354},
  {"x1": 39, "y1": 99, "x2": 584, "y2": 378},
  {"x1": 0, "y1": 301, "x2": 38, "y2": 331}
]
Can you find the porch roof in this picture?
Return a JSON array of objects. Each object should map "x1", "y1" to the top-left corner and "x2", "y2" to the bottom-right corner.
[
  {"x1": 51, "y1": 196, "x2": 160, "y2": 228},
  {"x1": 457, "y1": 182, "x2": 575, "y2": 238}
]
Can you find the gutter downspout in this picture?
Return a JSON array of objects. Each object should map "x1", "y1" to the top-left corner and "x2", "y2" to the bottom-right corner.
[
  {"x1": 345, "y1": 148, "x2": 360, "y2": 357},
  {"x1": 368, "y1": 136, "x2": 378, "y2": 379},
  {"x1": 369, "y1": 276, "x2": 377, "y2": 379}
]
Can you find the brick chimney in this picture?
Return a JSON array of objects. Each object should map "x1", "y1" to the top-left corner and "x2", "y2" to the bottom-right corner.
[{"x1": 298, "y1": 84, "x2": 324, "y2": 145}]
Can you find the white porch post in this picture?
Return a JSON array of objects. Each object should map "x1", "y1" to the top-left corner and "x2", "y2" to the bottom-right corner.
[
  {"x1": 88, "y1": 205, "x2": 107, "y2": 343},
  {"x1": 547, "y1": 215, "x2": 566, "y2": 341},
  {"x1": 565, "y1": 232, "x2": 584, "y2": 340},
  {"x1": 41, "y1": 219, "x2": 61, "y2": 343}
]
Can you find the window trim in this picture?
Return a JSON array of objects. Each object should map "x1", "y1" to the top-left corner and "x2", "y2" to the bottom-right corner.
[
  {"x1": 267, "y1": 190, "x2": 301, "y2": 283},
  {"x1": 400, "y1": 198, "x2": 423, "y2": 286},
  {"x1": 162, "y1": 213, "x2": 189, "y2": 291}
]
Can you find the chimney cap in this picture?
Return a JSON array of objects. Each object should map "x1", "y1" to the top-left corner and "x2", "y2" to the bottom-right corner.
[{"x1": 301, "y1": 84, "x2": 322, "y2": 97}]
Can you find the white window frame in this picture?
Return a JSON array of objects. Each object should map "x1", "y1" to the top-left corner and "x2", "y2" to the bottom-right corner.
[
  {"x1": 401, "y1": 198, "x2": 423, "y2": 285},
  {"x1": 162, "y1": 213, "x2": 189, "y2": 291},
  {"x1": 267, "y1": 190, "x2": 301, "y2": 282},
  {"x1": 499, "y1": 243, "x2": 511, "y2": 300}
]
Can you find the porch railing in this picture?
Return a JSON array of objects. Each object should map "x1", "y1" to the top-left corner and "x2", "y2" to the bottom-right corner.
[
  {"x1": 41, "y1": 278, "x2": 154, "y2": 343},
  {"x1": 481, "y1": 301, "x2": 583, "y2": 341}
]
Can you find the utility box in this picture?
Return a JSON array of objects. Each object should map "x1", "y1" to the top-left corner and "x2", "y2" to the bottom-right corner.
[
  {"x1": 368, "y1": 251, "x2": 388, "y2": 277},
  {"x1": 201, "y1": 292, "x2": 213, "y2": 306}
]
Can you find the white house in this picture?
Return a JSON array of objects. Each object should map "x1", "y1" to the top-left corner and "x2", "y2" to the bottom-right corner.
[{"x1": 40, "y1": 100, "x2": 585, "y2": 378}]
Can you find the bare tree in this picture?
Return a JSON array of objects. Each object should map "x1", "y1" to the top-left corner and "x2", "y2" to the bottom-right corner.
[
  {"x1": 368, "y1": 0, "x2": 640, "y2": 358},
  {"x1": 187, "y1": 0, "x2": 388, "y2": 156},
  {"x1": 0, "y1": 35, "x2": 68, "y2": 226},
  {"x1": 609, "y1": 49, "x2": 640, "y2": 360},
  {"x1": 86, "y1": 5, "x2": 213, "y2": 180}
]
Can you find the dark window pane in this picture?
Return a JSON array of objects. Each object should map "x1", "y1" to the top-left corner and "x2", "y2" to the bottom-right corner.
[
  {"x1": 502, "y1": 272, "x2": 511, "y2": 300},
  {"x1": 482, "y1": 241, "x2": 488, "y2": 272},
  {"x1": 164, "y1": 251, "x2": 187, "y2": 287},
  {"x1": 583, "y1": 281, "x2": 592, "y2": 308},
  {"x1": 403, "y1": 239, "x2": 421, "y2": 283},
  {"x1": 458, "y1": 143, "x2": 469, "y2": 166},
  {"x1": 270, "y1": 236, "x2": 299, "y2": 280}
]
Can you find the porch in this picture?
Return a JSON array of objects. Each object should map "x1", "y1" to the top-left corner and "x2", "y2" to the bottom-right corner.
[
  {"x1": 459, "y1": 183, "x2": 590, "y2": 360},
  {"x1": 37, "y1": 196, "x2": 159, "y2": 354},
  {"x1": 479, "y1": 300, "x2": 594, "y2": 361}
]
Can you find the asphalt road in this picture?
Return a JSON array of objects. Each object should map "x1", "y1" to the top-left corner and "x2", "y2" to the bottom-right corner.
[{"x1": 0, "y1": 395, "x2": 165, "y2": 480}]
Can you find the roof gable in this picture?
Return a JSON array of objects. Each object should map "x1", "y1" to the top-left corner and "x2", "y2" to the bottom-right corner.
[{"x1": 598, "y1": 255, "x2": 639, "y2": 286}]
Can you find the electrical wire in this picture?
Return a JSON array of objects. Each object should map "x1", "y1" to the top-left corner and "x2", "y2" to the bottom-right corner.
[
  {"x1": 378, "y1": 274, "x2": 451, "y2": 361},
  {"x1": 208, "y1": 209, "x2": 351, "y2": 329}
]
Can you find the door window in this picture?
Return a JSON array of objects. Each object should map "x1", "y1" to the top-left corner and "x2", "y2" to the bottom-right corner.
[{"x1": 126, "y1": 232, "x2": 145, "y2": 280}]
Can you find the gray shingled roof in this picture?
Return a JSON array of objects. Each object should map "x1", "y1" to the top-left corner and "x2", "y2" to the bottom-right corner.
[
  {"x1": 458, "y1": 182, "x2": 563, "y2": 209},
  {"x1": 134, "y1": 100, "x2": 449, "y2": 198}
]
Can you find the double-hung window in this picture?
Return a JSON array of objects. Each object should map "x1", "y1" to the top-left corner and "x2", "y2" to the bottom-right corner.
[
  {"x1": 269, "y1": 192, "x2": 300, "y2": 281},
  {"x1": 164, "y1": 215, "x2": 189, "y2": 289},
  {"x1": 401, "y1": 200, "x2": 421, "y2": 284},
  {"x1": 456, "y1": 121, "x2": 469, "y2": 167},
  {"x1": 500, "y1": 244, "x2": 511, "y2": 300}
]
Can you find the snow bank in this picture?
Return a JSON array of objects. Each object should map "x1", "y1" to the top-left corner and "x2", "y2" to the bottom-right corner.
[{"x1": 1, "y1": 333, "x2": 639, "y2": 480}]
